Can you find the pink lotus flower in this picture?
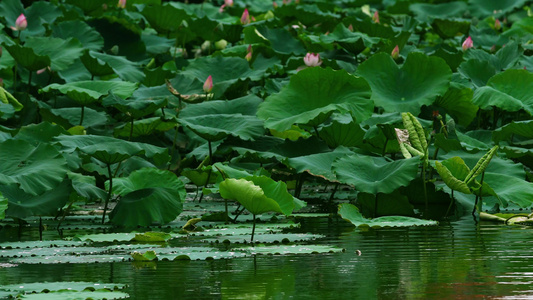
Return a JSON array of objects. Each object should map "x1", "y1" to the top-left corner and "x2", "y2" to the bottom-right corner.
[
  {"x1": 304, "y1": 53, "x2": 322, "y2": 67},
  {"x1": 11, "y1": 14, "x2": 27, "y2": 31},
  {"x1": 391, "y1": 45, "x2": 399, "y2": 59},
  {"x1": 118, "y1": 0, "x2": 126, "y2": 9},
  {"x1": 495, "y1": 19, "x2": 501, "y2": 30},
  {"x1": 241, "y1": 8, "x2": 250, "y2": 25},
  {"x1": 203, "y1": 75, "x2": 213, "y2": 93},
  {"x1": 245, "y1": 45, "x2": 253, "y2": 61},
  {"x1": 462, "y1": 36, "x2": 473, "y2": 51},
  {"x1": 372, "y1": 11, "x2": 379, "y2": 24},
  {"x1": 219, "y1": 0, "x2": 233, "y2": 13}
]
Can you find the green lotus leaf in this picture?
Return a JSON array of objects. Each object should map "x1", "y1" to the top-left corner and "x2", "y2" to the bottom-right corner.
[
  {"x1": 250, "y1": 25, "x2": 306, "y2": 55},
  {"x1": 338, "y1": 203, "x2": 438, "y2": 227},
  {"x1": 114, "y1": 117, "x2": 177, "y2": 138},
  {"x1": 431, "y1": 18, "x2": 470, "y2": 39},
  {"x1": 109, "y1": 167, "x2": 186, "y2": 201},
  {"x1": 464, "y1": 42, "x2": 521, "y2": 71},
  {"x1": 258, "y1": 67, "x2": 372, "y2": 132},
  {"x1": 181, "y1": 56, "x2": 265, "y2": 96},
  {"x1": 24, "y1": 37, "x2": 84, "y2": 71},
  {"x1": 0, "y1": 194, "x2": 7, "y2": 220},
  {"x1": 0, "y1": 87, "x2": 23, "y2": 112},
  {"x1": 410, "y1": 2, "x2": 468, "y2": 22},
  {"x1": 493, "y1": 120, "x2": 533, "y2": 143},
  {"x1": 308, "y1": 23, "x2": 379, "y2": 54},
  {"x1": 357, "y1": 190, "x2": 416, "y2": 217},
  {"x1": 54, "y1": 135, "x2": 169, "y2": 165},
  {"x1": 3, "y1": 44, "x2": 51, "y2": 72},
  {"x1": 285, "y1": 146, "x2": 354, "y2": 182},
  {"x1": 467, "y1": 0, "x2": 527, "y2": 18},
  {"x1": 458, "y1": 59, "x2": 497, "y2": 88},
  {"x1": 52, "y1": 20, "x2": 104, "y2": 51},
  {"x1": 239, "y1": 244, "x2": 344, "y2": 255},
  {"x1": 434, "y1": 158, "x2": 471, "y2": 194},
  {"x1": 318, "y1": 113, "x2": 366, "y2": 148},
  {"x1": 472, "y1": 69, "x2": 533, "y2": 114},
  {"x1": 434, "y1": 83, "x2": 478, "y2": 127},
  {"x1": 0, "y1": 139, "x2": 68, "y2": 195},
  {"x1": 103, "y1": 91, "x2": 168, "y2": 119},
  {"x1": 357, "y1": 52, "x2": 451, "y2": 115},
  {"x1": 109, "y1": 187, "x2": 183, "y2": 227},
  {"x1": 141, "y1": 3, "x2": 191, "y2": 33},
  {"x1": 132, "y1": 232, "x2": 172, "y2": 242},
  {"x1": 68, "y1": 172, "x2": 107, "y2": 202},
  {"x1": 274, "y1": 4, "x2": 340, "y2": 26},
  {"x1": 219, "y1": 177, "x2": 297, "y2": 216},
  {"x1": 482, "y1": 173, "x2": 533, "y2": 208},
  {"x1": 44, "y1": 107, "x2": 108, "y2": 128},
  {"x1": 204, "y1": 233, "x2": 324, "y2": 244},
  {"x1": 41, "y1": 81, "x2": 138, "y2": 105},
  {"x1": 180, "y1": 95, "x2": 265, "y2": 142},
  {"x1": 2, "y1": 179, "x2": 71, "y2": 219},
  {"x1": 13, "y1": 122, "x2": 67, "y2": 145},
  {"x1": 82, "y1": 51, "x2": 145, "y2": 82},
  {"x1": 333, "y1": 154, "x2": 420, "y2": 195}
]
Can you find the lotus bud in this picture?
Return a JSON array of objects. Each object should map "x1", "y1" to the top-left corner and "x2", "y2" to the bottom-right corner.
[
  {"x1": 203, "y1": 75, "x2": 213, "y2": 93},
  {"x1": 0, "y1": 78, "x2": 3, "y2": 88},
  {"x1": 304, "y1": 53, "x2": 322, "y2": 67},
  {"x1": 214, "y1": 39, "x2": 228, "y2": 50},
  {"x1": 462, "y1": 36, "x2": 473, "y2": 51},
  {"x1": 494, "y1": 19, "x2": 501, "y2": 30},
  {"x1": 348, "y1": 24, "x2": 354, "y2": 31},
  {"x1": 283, "y1": 0, "x2": 291, "y2": 4},
  {"x1": 225, "y1": 0, "x2": 233, "y2": 6},
  {"x1": 241, "y1": 8, "x2": 251, "y2": 25},
  {"x1": 273, "y1": 2, "x2": 278, "y2": 8},
  {"x1": 110, "y1": 45, "x2": 119, "y2": 55},
  {"x1": 118, "y1": 0, "x2": 126, "y2": 9},
  {"x1": 391, "y1": 45, "x2": 399, "y2": 60},
  {"x1": 372, "y1": 11, "x2": 379, "y2": 24},
  {"x1": 219, "y1": 4, "x2": 226, "y2": 13},
  {"x1": 245, "y1": 45, "x2": 253, "y2": 61},
  {"x1": 11, "y1": 14, "x2": 27, "y2": 31}
]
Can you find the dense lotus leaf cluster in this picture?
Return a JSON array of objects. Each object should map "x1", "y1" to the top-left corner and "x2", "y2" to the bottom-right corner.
[{"x1": 0, "y1": 0, "x2": 532, "y2": 232}]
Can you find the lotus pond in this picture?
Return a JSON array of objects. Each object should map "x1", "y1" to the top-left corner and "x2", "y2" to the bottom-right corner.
[{"x1": 3, "y1": 0, "x2": 533, "y2": 298}]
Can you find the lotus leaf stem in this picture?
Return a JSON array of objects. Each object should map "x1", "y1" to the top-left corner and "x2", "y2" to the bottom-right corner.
[{"x1": 102, "y1": 163, "x2": 113, "y2": 224}]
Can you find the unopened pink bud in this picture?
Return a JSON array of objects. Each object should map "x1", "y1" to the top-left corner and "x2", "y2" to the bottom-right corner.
[
  {"x1": 348, "y1": 24, "x2": 354, "y2": 31},
  {"x1": 118, "y1": 0, "x2": 126, "y2": 9},
  {"x1": 372, "y1": 11, "x2": 379, "y2": 24},
  {"x1": 241, "y1": 8, "x2": 250, "y2": 25},
  {"x1": 462, "y1": 36, "x2": 473, "y2": 51},
  {"x1": 11, "y1": 14, "x2": 27, "y2": 31},
  {"x1": 391, "y1": 45, "x2": 399, "y2": 60},
  {"x1": 494, "y1": 19, "x2": 501, "y2": 30},
  {"x1": 203, "y1": 75, "x2": 213, "y2": 93}
]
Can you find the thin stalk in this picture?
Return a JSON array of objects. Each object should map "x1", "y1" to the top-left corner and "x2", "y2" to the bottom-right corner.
[
  {"x1": 233, "y1": 206, "x2": 246, "y2": 223},
  {"x1": 129, "y1": 117, "x2": 134, "y2": 140},
  {"x1": 79, "y1": 106, "x2": 85, "y2": 126},
  {"x1": 328, "y1": 182, "x2": 339, "y2": 203},
  {"x1": 295, "y1": 173, "x2": 305, "y2": 198},
  {"x1": 374, "y1": 193, "x2": 379, "y2": 218},
  {"x1": 13, "y1": 64, "x2": 18, "y2": 92},
  {"x1": 251, "y1": 214, "x2": 256, "y2": 243},
  {"x1": 102, "y1": 163, "x2": 113, "y2": 224},
  {"x1": 313, "y1": 126, "x2": 320, "y2": 138},
  {"x1": 27, "y1": 71, "x2": 32, "y2": 94},
  {"x1": 199, "y1": 140, "x2": 213, "y2": 203},
  {"x1": 39, "y1": 216, "x2": 43, "y2": 241},
  {"x1": 422, "y1": 162, "x2": 428, "y2": 212},
  {"x1": 472, "y1": 172, "x2": 486, "y2": 218},
  {"x1": 445, "y1": 190, "x2": 454, "y2": 218}
]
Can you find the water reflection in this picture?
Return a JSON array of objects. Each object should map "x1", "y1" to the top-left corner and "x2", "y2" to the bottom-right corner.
[{"x1": 2, "y1": 216, "x2": 533, "y2": 299}]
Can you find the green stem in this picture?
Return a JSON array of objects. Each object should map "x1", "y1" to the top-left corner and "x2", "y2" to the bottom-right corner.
[
  {"x1": 445, "y1": 190, "x2": 454, "y2": 218},
  {"x1": 374, "y1": 193, "x2": 379, "y2": 218},
  {"x1": 251, "y1": 214, "x2": 256, "y2": 243},
  {"x1": 80, "y1": 106, "x2": 85, "y2": 126},
  {"x1": 27, "y1": 71, "x2": 32, "y2": 94},
  {"x1": 129, "y1": 117, "x2": 134, "y2": 140},
  {"x1": 472, "y1": 172, "x2": 486, "y2": 218},
  {"x1": 382, "y1": 138, "x2": 389, "y2": 157},
  {"x1": 422, "y1": 161, "x2": 428, "y2": 212},
  {"x1": 102, "y1": 163, "x2": 113, "y2": 224}
]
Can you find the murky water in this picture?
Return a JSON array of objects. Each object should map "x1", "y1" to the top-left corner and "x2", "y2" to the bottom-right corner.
[{"x1": 2, "y1": 216, "x2": 533, "y2": 299}]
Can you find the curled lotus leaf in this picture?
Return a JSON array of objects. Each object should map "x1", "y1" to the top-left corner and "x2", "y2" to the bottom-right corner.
[{"x1": 338, "y1": 203, "x2": 438, "y2": 228}]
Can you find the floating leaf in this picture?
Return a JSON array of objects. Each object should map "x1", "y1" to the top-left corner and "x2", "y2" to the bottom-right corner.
[{"x1": 338, "y1": 203, "x2": 437, "y2": 227}]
